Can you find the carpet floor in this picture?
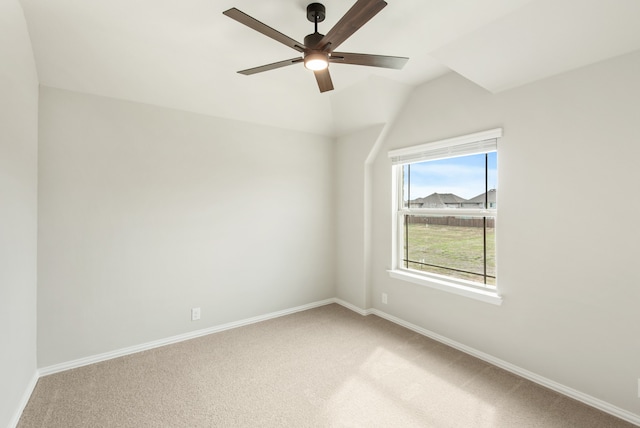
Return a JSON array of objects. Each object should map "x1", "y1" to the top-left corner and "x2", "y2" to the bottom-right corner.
[{"x1": 19, "y1": 304, "x2": 635, "y2": 427}]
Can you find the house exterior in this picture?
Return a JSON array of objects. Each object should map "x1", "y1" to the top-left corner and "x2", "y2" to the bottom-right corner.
[
  {"x1": 410, "y1": 189, "x2": 497, "y2": 209},
  {"x1": 409, "y1": 192, "x2": 467, "y2": 208},
  {"x1": 465, "y1": 189, "x2": 497, "y2": 208}
]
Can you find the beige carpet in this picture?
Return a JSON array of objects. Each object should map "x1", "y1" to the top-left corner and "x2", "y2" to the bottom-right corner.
[{"x1": 19, "y1": 304, "x2": 634, "y2": 427}]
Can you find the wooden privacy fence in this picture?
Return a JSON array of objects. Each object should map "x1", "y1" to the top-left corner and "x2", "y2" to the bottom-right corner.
[{"x1": 407, "y1": 216, "x2": 495, "y2": 228}]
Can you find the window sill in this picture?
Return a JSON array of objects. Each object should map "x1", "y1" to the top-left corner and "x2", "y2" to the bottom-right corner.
[{"x1": 387, "y1": 269, "x2": 503, "y2": 306}]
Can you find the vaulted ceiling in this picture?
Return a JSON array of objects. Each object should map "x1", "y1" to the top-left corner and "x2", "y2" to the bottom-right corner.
[{"x1": 19, "y1": 0, "x2": 640, "y2": 136}]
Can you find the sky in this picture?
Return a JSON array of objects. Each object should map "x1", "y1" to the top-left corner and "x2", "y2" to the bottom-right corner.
[{"x1": 403, "y1": 152, "x2": 497, "y2": 201}]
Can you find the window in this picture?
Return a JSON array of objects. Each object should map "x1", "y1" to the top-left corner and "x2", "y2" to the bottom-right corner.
[{"x1": 388, "y1": 129, "x2": 502, "y2": 305}]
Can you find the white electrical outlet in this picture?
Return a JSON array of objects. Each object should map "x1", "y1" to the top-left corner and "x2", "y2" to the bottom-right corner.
[
  {"x1": 382, "y1": 293, "x2": 388, "y2": 304},
  {"x1": 191, "y1": 307, "x2": 201, "y2": 321}
]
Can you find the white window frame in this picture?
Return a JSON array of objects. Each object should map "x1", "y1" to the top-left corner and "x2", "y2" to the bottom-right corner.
[{"x1": 388, "y1": 129, "x2": 503, "y2": 306}]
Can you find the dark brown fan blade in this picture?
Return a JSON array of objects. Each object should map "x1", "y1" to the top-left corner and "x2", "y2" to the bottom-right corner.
[
  {"x1": 313, "y1": 0, "x2": 387, "y2": 51},
  {"x1": 223, "y1": 8, "x2": 305, "y2": 53},
  {"x1": 330, "y1": 52, "x2": 408, "y2": 69},
  {"x1": 314, "y1": 69, "x2": 334, "y2": 93},
  {"x1": 238, "y1": 58, "x2": 303, "y2": 75}
]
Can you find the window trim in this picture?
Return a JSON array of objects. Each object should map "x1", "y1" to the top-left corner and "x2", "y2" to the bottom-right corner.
[
  {"x1": 387, "y1": 269, "x2": 503, "y2": 305},
  {"x1": 388, "y1": 129, "x2": 503, "y2": 306}
]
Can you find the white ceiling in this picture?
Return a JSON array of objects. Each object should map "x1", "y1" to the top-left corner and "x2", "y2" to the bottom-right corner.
[{"x1": 19, "y1": 0, "x2": 640, "y2": 136}]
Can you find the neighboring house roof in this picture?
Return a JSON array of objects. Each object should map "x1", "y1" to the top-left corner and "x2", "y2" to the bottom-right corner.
[
  {"x1": 467, "y1": 189, "x2": 497, "y2": 204},
  {"x1": 411, "y1": 193, "x2": 467, "y2": 208},
  {"x1": 410, "y1": 189, "x2": 497, "y2": 208}
]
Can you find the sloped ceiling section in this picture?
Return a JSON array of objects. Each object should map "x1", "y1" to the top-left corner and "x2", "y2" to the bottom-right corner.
[
  {"x1": 19, "y1": 0, "x2": 640, "y2": 136},
  {"x1": 432, "y1": 0, "x2": 640, "y2": 93}
]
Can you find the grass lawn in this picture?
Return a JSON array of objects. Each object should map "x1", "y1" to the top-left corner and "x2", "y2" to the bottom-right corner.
[{"x1": 404, "y1": 222, "x2": 496, "y2": 285}]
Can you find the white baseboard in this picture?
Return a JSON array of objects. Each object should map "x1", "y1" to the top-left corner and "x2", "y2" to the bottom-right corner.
[
  {"x1": 332, "y1": 298, "x2": 373, "y2": 316},
  {"x1": 364, "y1": 307, "x2": 640, "y2": 427},
  {"x1": 39, "y1": 298, "x2": 335, "y2": 376},
  {"x1": 9, "y1": 370, "x2": 39, "y2": 428},
  {"x1": 25, "y1": 298, "x2": 640, "y2": 426}
]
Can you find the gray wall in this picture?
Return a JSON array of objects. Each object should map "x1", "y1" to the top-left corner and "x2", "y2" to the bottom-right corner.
[
  {"x1": 334, "y1": 125, "x2": 384, "y2": 309},
  {"x1": 336, "y1": 51, "x2": 640, "y2": 415},
  {"x1": 0, "y1": 0, "x2": 39, "y2": 426},
  {"x1": 37, "y1": 87, "x2": 335, "y2": 367}
]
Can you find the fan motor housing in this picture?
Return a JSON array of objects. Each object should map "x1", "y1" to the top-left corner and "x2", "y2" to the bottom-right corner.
[{"x1": 304, "y1": 32, "x2": 324, "y2": 49}]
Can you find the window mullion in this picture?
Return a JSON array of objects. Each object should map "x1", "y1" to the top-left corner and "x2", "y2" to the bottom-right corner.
[{"x1": 484, "y1": 153, "x2": 488, "y2": 284}]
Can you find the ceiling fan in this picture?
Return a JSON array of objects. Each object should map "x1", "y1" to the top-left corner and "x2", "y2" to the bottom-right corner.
[{"x1": 223, "y1": 0, "x2": 409, "y2": 93}]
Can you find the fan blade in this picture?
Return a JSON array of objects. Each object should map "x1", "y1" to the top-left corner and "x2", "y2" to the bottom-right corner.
[
  {"x1": 238, "y1": 58, "x2": 303, "y2": 75},
  {"x1": 314, "y1": 69, "x2": 334, "y2": 93},
  {"x1": 223, "y1": 8, "x2": 305, "y2": 53},
  {"x1": 330, "y1": 52, "x2": 408, "y2": 69},
  {"x1": 314, "y1": 0, "x2": 387, "y2": 51}
]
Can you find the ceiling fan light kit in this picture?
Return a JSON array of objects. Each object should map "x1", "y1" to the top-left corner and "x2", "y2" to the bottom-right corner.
[
  {"x1": 223, "y1": 0, "x2": 409, "y2": 93},
  {"x1": 304, "y1": 52, "x2": 329, "y2": 71}
]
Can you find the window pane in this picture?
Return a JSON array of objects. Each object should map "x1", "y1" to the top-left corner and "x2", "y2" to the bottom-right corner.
[
  {"x1": 403, "y1": 164, "x2": 410, "y2": 208},
  {"x1": 487, "y1": 152, "x2": 497, "y2": 208},
  {"x1": 403, "y1": 152, "x2": 497, "y2": 209},
  {"x1": 404, "y1": 215, "x2": 496, "y2": 286}
]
